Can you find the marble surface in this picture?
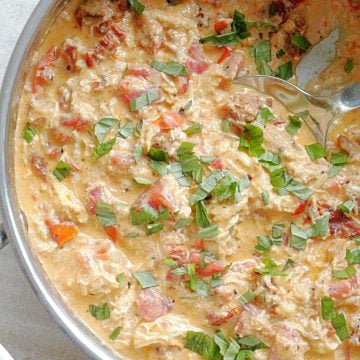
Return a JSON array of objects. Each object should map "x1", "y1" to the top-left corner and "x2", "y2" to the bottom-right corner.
[{"x1": 0, "y1": 1, "x2": 87, "y2": 359}]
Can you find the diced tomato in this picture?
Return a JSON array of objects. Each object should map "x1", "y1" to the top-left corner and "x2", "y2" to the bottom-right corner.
[
  {"x1": 152, "y1": 111, "x2": 185, "y2": 131},
  {"x1": 127, "y1": 67, "x2": 156, "y2": 79},
  {"x1": 86, "y1": 187, "x2": 103, "y2": 215},
  {"x1": 47, "y1": 148, "x2": 62, "y2": 160},
  {"x1": 135, "y1": 180, "x2": 176, "y2": 212},
  {"x1": 110, "y1": 153, "x2": 135, "y2": 169},
  {"x1": 214, "y1": 19, "x2": 228, "y2": 33},
  {"x1": 209, "y1": 158, "x2": 224, "y2": 170},
  {"x1": 49, "y1": 128, "x2": 73, "y2": 145},
  {"x1": 84, "y1": 52, "x2": 95, "y2": 67},
  {"x1": 186, "y1": 43, "x2": 209, "y2": 74},
  {"x1": 191, "y1": 240, "x2": 206, "y2": 251},
  {"x1": 32, "y1": 45, "x2": 59, "y2": 93},
  {"x1": 30, "y1": 155, "x2": 47, "y2": 179},
  {"x1": 293, "y1": 200, "x2": 307, "y2": 215},
  {"x1": 174, "y1": 75, "x2": 190, "y2": 94},
  {"x1": 136, "y1": 288, "x2": 173, "y2": 321},
  {"x1": 217, "y1": 47, "x2": 232, "y2": 64},
  {"x1": 208, "y1": 307, "x2": 240, "y2": 326},
  {"x1": 348, "y1": 0, "x2": 360, "y2": 11},
  {"x1": 62, "y1": 44, "x2": 77, "y2": 72},
  {"x1": 119, "y1": 89, "x2": 145, "y2": 105},
  {"x1": 61, "y1": 115, "x2": 91, "y2": 131},
  {"x1": 189, "y1": 251, "x2": 225, "y2": 277},
  {"x1": 328, "y1": 277, "x2": 357, "y2": 299},
  {"x1": 329, "y1": 209, "x2": 360, "y2": 237},
  {"x1": 104, "y1": 226, "x2": 118, "y2": 242},
  {"x1": 45, "y1": 219, "x2": 78, "y2": 247}
]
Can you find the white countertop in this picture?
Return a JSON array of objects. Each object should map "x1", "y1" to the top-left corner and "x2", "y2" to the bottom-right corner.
[{"x1": 0, "y1": 1, "x2": 88, "y2": 359}]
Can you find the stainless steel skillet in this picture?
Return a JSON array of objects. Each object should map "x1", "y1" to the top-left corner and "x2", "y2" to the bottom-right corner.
[{"x1": 0, "y1": 0, "x2": 119, "y2": 359}]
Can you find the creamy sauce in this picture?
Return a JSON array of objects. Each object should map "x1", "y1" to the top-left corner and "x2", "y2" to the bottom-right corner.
[{"x1": 15, "y1": 0, "x2": 360, "y2": 359}]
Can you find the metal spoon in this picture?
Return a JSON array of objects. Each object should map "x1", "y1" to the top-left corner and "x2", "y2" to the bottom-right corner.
[{"x1": 235, "y1": 28, "x2": 360, "y2": 145}]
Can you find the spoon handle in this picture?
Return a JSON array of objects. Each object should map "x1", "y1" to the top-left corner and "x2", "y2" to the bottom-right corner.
[{"x1": 335, "y1": 81, "x2": 360, "y2": 112}]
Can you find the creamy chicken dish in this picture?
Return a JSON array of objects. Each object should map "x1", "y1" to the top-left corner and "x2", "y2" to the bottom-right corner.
[{"x1": 15, "y1": 0, "x2": 360, "y2": 359}]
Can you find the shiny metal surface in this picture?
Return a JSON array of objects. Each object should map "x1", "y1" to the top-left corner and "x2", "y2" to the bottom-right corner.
[
  {"x1": 0, "y1": 1, "x2": 118, "y2": 359},
  {"x1": 235, "y1": 75, "x2": 360, "y2": 146}
]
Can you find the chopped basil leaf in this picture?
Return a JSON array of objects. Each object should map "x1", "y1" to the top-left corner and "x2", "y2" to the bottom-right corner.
[
  {"x1": 262, "y1": 191, "x2": 269, "y2": 205},
  {"x1": 255, "y1": 235, "x2": 273, "y2": 252},
  {"x1": 238, "y1": 290, "x2": 255, "y2": 305},
  {"x1": 94, "y1": 117, "x2": 118, "y2": 143},
  {"x1": 210, "y1": 278, "x2": 223, "y2": 288},
  {"x1": 163, "y1": 258, "x2": 179, "y2": 268},
  {"x1": 255, "y1": 108, "x2": 275, "y2": 126},
  {"x1": 184, "y1": 331, "x2": 220, "y2": 360},
  {"x1": 109, "y1": 326, "x2": 122, "y2": 341},
  {"x1": 22, "y1": 123, "x2": 37, "y2": 143},
  {"x1": 171, "y1": 267, "x2": 187, "y2": 276},
  {"x1": 191, "y1": 171, "x2": 227, "y2": 204},
  {"x1": 270, "y1": 168, "x2": 289, "y2": 189},
  {"x1": 96, "y1": 202, "x2": 117, "y2": 227},
  {"x1": 52, "y1": 160, "x2": 72, "y2": 181},
  {"x1": 146, "y1": 222, "x2": 164, "y2": 235},
  {"x1": 118, "y1": 121, "x2": 134, "y2": 139},
  {"x1": 344, "y1": 58, "x2": 354, "y2": 74},
  {"x1": 331, "y1": 152, "x2": 348, "y2": 165},
  {"x1": 189, "y1": 276, "x2": 209, "y2": 297},
  {"x1": 292, "y1": 34, "x2": 311, "y2": 52},
  {"x1": 133, "y1": 271, "x2": 157, "y2": 289},
  {"x1": 130, "y1": 88, "x2": 158, "y2": 112},
  {"x1": 150, "y1": 60, "x2": 188, "y2": 77},
  {"x1": 89, "y1": 303, "x2": 110, "y2": 320},
  {"x1": 258, "y1": 150, "x2": 282, "y2": 172},
  {"x1": 133, "y1": 119, "x2": 143, "y2": 138},
  {"x1": 175, "y1": 217, "x2": 193, "y2": 229},
  {"x1": 321, "y1": 296, "x2": 336, "y2": 321},
  {"x1": 255, "y1": 257, "x2": 286, "y2": 276},
  {"x1": 130, "y1": 205, "x2": 158, "y2": 225},
  {"x1": 333, "y1": 266, "x2": 356, "y2": 279},
  {"x1": 184, "y1": 123, "x2": 202, "y2": 135},
  {"x1": 116, "y1": 273, "x2": 125, "y2": 287},
  {"x1": 239, "y1": 124, "x2": 265, "y2": 157},
  {"x1": 182, "y1": 100, "x2": 193, "y2": 111},
  {"x1": 214, "y1": 331, "x2": 229, "y2": 356},
  {"x1": 133, "y1": 144, "x2": 143, "y2": 163},
  {"x1": 290, "y1": 224, "x2": 307, "y2": 250},
  {"x1": 272, "y1": 224, "x2": 284, "y2": 245},
  {"x1": 224, "y1": 339, "x2": 240, "y2": 359},
  {"x1": 148, "y1": 147, "x2": 168, "y2": 162},
  {"x1": 346, "y1": 249, "x2": 360, "y2": 264},
  {"x1": 159, "y1": 207, "x2": 171, "y2": 220},
  {"x1": 221, "y1": 119, "x2": 230, "y2": 133},
  {"x1": 328, "y1": 165, "x2": 342, "y2": 178},
  {"x1": 276, "y1": 48, "x2": 286, "y2": 58},
  {"x1": 237, "y1": 335, "x2": 270, "y2": 350},
  {"x1": 200, "y1": 156, "x2": 217, "y2": 164},
  {"x1": 332, "y1": 313, "x2": 349, "y2": 341},
  {"x1": 195, "y1": 201, "x2": 211, "y2": 228},
  {"x1": 187, "y1": 263, "x2": 196, "y2": 277},
  {"x1": 200, "y1": 32, "x2": 241, "y2": 46},
  {"x1": 237, "y1": 350, "x2": 255, "y2": 360},
  {"x1": 149, "y1": 160, "x2": 168, "y2": 176},
  {"x1": 93, "y1": 138, "x2": 116, "y2": 160},
  {"x1": 282, "y1": 258, "x2": 294, "y2": 271},
  {"x1": 169, "y1": 162, "x2": 191, "y2": 186},
  {"x1": 125, "y1": 232, "x2": 140, "y2": 238},
  {"x1": 286, "y1": 114, "x2": 302, "y2": 135},
  {"x1": 276, "y1": 61, "x2": 293, "y2": 80},
  {"x1": 198, "y1": 224, "x2": 219, "y2": 239},
  {"x1": 285, "y1": 179, "x2": 313, "y2": 200},
  {"x1": 232, "y1": 10, "x2": 250, "y2": 38},
  {"x1": 355, "y1": 236, "x2": 360, "y2": 246},
  {"x1": 338, "y1": 200, "x2": 356, "y2": 213},
  {"x1": 128, "y1": 0, "x2": 145, "y2": 15},
  {"x1": 133, "y1": 177, "x2": 152, "y2": 185},
  {"x1": 251, "y1": 40, "x2": 272, "y2": 75},
  {"x1": 306, "y1": 214, "x2": 329, "y2": 238},
  {"x1": 305, "y1": 143, "x2": 326, "y2": 160},
  {"x1": 177, "y1": 142, "x2": 195, "y2": 156}
]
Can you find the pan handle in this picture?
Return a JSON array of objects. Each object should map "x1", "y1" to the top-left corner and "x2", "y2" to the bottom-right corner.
[{"x1": 0, "y1": 223, "x2": 8, "y2": 249}]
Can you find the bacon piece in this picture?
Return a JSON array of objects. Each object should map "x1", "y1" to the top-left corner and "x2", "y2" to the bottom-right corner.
[
  {"x1": 30, "y1": 155, "x2": 47, "y2": 179},
  {"x1": 152, "y1": 111, "x2": 185, "y2": 131},
  {"x1": 86, "y1": 187, "x2": 103, "y2": 215},
  {"x1": 32, "y1": 45, "x2": 59, "y2": 93},
  {"x1": 329, "y1": 209, "x2": 360, "y2": 237},
  {"x1": 62, "y1": 44, "x2": 77, "y2": 72},
  {"x1": 186, "y1": 43, "x2": 209, "y2": 75},
  {"x1": 136, "y1": 288, "x2": 173, "y2": 321},
  {"x1": 328, "y1": 277, "x2": 357, "y2": 299},
  {"x1": 45, "y1": 219, "x2": 78, "y2": 247}
]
